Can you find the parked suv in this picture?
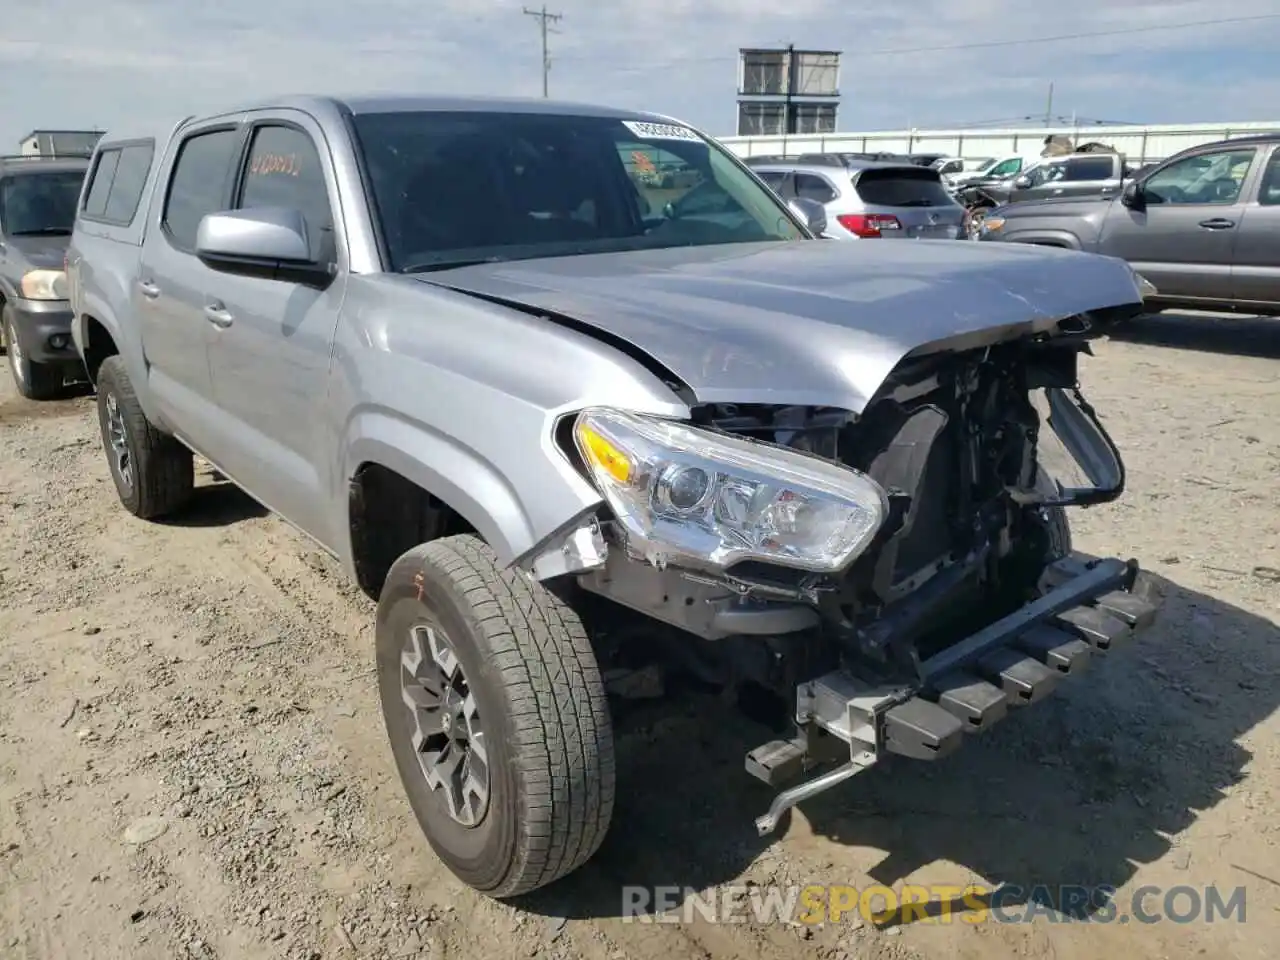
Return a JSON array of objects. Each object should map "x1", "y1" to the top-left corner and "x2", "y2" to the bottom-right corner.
[
  {"x1": 751, "y1": 159, "x2": 966, "y2": 239},
  {"x1": 979, "y1": 134, "x2": 1280, "y2": 315},
  {"x1": 0, "y1": 153, "x2": 90, "y2": 398},
  {"x1": 67, "y1": 94, "x2": 1160, "y2": 899}
]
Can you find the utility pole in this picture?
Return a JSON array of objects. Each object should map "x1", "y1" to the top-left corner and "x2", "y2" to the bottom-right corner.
[
  {"x1": 522, "y1": 5, "x2": 562, "y2": 98},
  {"x1": 1044, "y1": 81, "x2": 1055, "y2": 127}
]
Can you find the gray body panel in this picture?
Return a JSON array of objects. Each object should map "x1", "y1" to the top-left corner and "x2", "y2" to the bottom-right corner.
[
  {"x1": 68, "y1": 93, "x2": 1145, "y2": 578},
  {"x1": 419, "y1": 238, "x2": 1143, "y2": 412}
]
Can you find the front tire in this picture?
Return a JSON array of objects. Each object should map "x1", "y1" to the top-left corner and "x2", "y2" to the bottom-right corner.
[
  {"x1": 5, "y1": 305, "x2": 66, "y2": 400},
  {"x1": 376, "y1": 535, "x2": 615, "y2": 898},
  {"x1": 95, "y1": 356, "x2": 194, "y2": 519}
]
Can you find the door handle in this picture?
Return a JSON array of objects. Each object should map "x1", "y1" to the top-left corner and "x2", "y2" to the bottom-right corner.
[
  {"x1": 203, "y1": 303, "x2": 234, "y2": 329},
  {"x1": 138, "y1": 279, "x2": 161, "y2": 299},
  {"x1": 1051, "y1": 188, "x2": 1064, "y2": 194},
  {"x1": 1198, "y1": 218, "x2": 1235, "y2": 230}
]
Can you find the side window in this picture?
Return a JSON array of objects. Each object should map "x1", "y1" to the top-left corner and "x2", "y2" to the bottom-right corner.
[
  {"x1": 757, "y1": 171, "x2": 787, "y2": 190},
  {"x1": 103, "y1": 144, "x2": 155, "y2": 223},
  {"x1": 1258, "y1": 151, "x2": 1280, "y2": 206},
  {"x1": 83, "y1": 149, "x2": 121, "y2": 218},
  {"x1": 989, "y1": 158, "x2": 1022, "y2": 177},
  {"x1": 163, "y1": 128, "x2": 240, "y2": 250},
  {"x1": 238, "y1": 125, "x2": 334, "y2": 261},
  {"x1": 794, "y1": 173, "x2": 837, "y2": 204},
  {"x1": 1063, "y1": 156, "x2": 1115, "y2": 181},
  {"x1": 1143, "y1": 149, "x2": 1256, "y2": 205}
]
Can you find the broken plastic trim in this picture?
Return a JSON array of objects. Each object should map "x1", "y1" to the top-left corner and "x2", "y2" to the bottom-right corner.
[{"x1": 1037, "y1": 385, "x2": 1126, "y2": 508}]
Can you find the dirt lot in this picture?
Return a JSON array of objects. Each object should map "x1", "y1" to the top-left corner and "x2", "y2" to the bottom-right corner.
[{"x1": 2, "y1": 313, "x2": 1278, "y2": 960}]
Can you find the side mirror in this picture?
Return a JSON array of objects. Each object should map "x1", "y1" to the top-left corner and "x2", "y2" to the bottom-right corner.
[
  {"x1": 1120, "y1": 180, "x2": 1145, "y2": 210},
  {"x1": 788, "y1": 197, "x2": 828, "y2": 237},
  {"x1": 1012, "y1": 175, "x2": 1032, "y2": 189},
  {"x1": 195, "y1": 207, "x2": 333, "y2": 285}
]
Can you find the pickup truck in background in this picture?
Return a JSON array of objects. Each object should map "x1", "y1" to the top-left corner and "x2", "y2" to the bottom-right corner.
[
  {"x1": 959, "y1": 152, "x2": 1127, "y2": 235},
  {"x1": 980, "y1": 134, "x2": 1280, "y2": 316},
  {"x1": 65, "y1": 94, "x2": 1160, "y2": 899}
]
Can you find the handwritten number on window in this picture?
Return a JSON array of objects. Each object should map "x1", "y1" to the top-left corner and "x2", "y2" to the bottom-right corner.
[{"x1": 249, "y1": 152, "x2": 300, "y2": 177}]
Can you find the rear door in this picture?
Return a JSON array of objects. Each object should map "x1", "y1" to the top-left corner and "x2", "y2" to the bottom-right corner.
[
  {"x1": 1230, "y1": 144, "x2": 1280, "y2": 309},
  {"x1": 851, "y1": 167, "x2": 965, "y2": 239},
  {"x1": 136, "y1": 120, "x2": 243, "y2": 450},
  {"x1": 1097, "y1": 145, "x2": 1258, "y2": 301}
]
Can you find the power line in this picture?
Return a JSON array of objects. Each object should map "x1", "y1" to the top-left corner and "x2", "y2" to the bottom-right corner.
[
  {"x1": 558, "y1": 13, "x2": 1280, "y2": 73},
  {"x1": 522, "y1": 5, "x2": 563, "y2": 98}
]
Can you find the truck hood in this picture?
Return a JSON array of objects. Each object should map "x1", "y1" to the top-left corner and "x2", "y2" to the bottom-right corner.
[
  {"x1": 417, "y1": 239, "x2": 1143, "y2": 412},
  {"x1": 5, "y1": 234, "x2": 71, "y2": 270}
]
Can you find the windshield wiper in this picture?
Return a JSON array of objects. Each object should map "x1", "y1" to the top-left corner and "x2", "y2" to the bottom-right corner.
[
  {"x1": 401, "y1": 256, "x2": 509, "y2": 274},
  {"x1": 10, "y1": 227, "x2": 72, "y2": 236}
]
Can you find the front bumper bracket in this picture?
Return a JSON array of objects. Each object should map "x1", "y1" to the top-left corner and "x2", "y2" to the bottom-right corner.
[{"x1": 747, "y1": 552, "x2": 1161, "y2": 835}]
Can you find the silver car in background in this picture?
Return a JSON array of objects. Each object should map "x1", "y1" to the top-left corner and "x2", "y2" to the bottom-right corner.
[{"x1": 750, "y1": 159, "x2": 967, "y2": 240}]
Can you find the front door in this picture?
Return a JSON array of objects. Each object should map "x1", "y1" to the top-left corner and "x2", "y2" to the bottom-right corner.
[
  {"x1": 136, "y1": 123, "x2": 243, "y2": 453},
  {"x1": 1097, "y1": 145, "x2": 1258, "y2": 301},
  {"x1": 203, "y1": 113, "x2": 347, "y2": 548}
]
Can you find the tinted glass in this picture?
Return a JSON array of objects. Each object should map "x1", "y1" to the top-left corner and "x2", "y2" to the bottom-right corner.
[
  {"x1": 757, "y1": 171, "x2": 787, "y2": 190},
  {"x1": 352, "y1": 110, "x2": 804, "y2": 272},
  {"x1": 987, "y1": 158, "x2": 1022, "y2": 177},
  {"x1": 163, "y1": 128, "x2": 239, "y2": 249},
  {"x1": 103, "y1": 143, "x2": 155, "y2": 223},
  {"x1": 0, "y1": 170, "x2": 86, "y2": 236},
  {"x1": 1143, "y1": 149, "x2": 1256, "y2": 205},
  {"x1": 854, "y1": 169, "x2": 955, "y2": 207},
  {"x1": 1063, "y1": 156, "x2": 1114, "y2": 181},
  {"x1": 1258, "y1": 151, "x2": 1280, "y2": 206},
  {"x1": 794, "y1": 174, "x2": 837, "y2": 203},
  {"x1": 83, "y1": 149, "x2": 121, "y2": 218},
  {"x1": 237, "y1": 125, "x2": 334, "y2": 261}
]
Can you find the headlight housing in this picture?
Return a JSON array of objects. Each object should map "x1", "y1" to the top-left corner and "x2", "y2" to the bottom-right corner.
[
  {"x1": 572, "y1": 407, "x2": 888, "y2": 573},
  {"x1": 20, "y1": 269, "x2": 68, "y2": 301}
]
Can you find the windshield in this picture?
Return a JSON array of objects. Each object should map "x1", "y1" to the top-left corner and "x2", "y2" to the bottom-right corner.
[
  {"x1": 0, "y1": 170, "x2": 85, "y2": 236},
  {"x1": 351, "y1": 110, "x2": 805, "y2": 272}
]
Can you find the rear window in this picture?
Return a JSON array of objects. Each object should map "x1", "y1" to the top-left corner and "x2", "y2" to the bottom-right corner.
[
  {"x1": 854, "y1": 168, "x2": 955, "y2": 208},
  {"x1": 81, "y1": 141, "x2": 155, "y2": 225},
  {"x1": 1062, "y1": 156, "x2": 1115, "y2": 181}
]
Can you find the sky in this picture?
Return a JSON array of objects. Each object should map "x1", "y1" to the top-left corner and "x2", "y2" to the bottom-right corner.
[{"x1": 2, "y1": 0, "x2": 1279, "y2": 146}]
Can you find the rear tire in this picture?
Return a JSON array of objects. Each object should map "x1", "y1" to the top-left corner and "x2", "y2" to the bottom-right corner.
[
  {"x1": 95, "y1": 355, "x2": 194, "y2": 519},
  {"x1": 5, "y1": 305, "x2": 66, "y2": 400},
  {"x1": 376, "y1": 534, "x2": 615, "y2": 898}
]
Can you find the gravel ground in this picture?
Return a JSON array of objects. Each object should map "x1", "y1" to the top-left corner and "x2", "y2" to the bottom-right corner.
[{"x1": 2, "y1": 312, "x2": 1278, "y2": 960}]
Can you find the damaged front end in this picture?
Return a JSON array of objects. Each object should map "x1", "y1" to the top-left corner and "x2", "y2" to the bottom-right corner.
[{"x1": 550, "y1": 322, "x2": 1162, "y2": 834}]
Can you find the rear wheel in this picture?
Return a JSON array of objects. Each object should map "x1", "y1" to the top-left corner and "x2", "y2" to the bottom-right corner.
[
  {"x1": 5, "y1": 305, "x2": 66, "y2": 400},
  {"x1": 94, "y1": 356, "x2": 194, "y2": 519},
  {"x1": 376, "y1": 534, "x2": 615, "y2": 898}
]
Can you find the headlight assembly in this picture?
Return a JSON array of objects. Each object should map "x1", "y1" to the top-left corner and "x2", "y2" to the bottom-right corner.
[
  {"x1": 572, "y1": 407, "x2": 888, "y2": 574},
  {"x1": 20, "y1": 269, "x2": 68, "y2": 300}
]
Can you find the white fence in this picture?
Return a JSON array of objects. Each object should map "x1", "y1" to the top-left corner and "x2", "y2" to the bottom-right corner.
[{"x1": 719, "y1": 120, "x2": 1280, "y2": 165}]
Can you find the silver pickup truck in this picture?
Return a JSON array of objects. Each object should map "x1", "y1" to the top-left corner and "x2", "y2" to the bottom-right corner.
[{"x1": 66, "y1": 94, "x2": 1161, "y2": 899}]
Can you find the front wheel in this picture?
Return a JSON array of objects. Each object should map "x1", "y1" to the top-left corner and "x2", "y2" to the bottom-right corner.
[{"x1": 376, "y1": 535, "x2": 615, "y2": 898}]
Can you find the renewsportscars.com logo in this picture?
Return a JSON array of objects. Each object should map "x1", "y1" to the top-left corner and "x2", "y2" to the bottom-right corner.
[{"x1": 621, "y1": 883, "x2": 1249, "y2": 926}]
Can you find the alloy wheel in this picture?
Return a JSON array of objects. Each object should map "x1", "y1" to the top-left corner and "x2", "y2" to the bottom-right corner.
[{"x1": 400, "y1": 622, "x2": 490, "y2": 827}]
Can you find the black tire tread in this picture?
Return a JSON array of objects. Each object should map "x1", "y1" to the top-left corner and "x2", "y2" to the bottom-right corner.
[
  {"x1": 96, "y1": 356, "x2": 194, "y2": 519},
  {"x1": 405, "y1": 535, "x2": 614, "y2": 897}
]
